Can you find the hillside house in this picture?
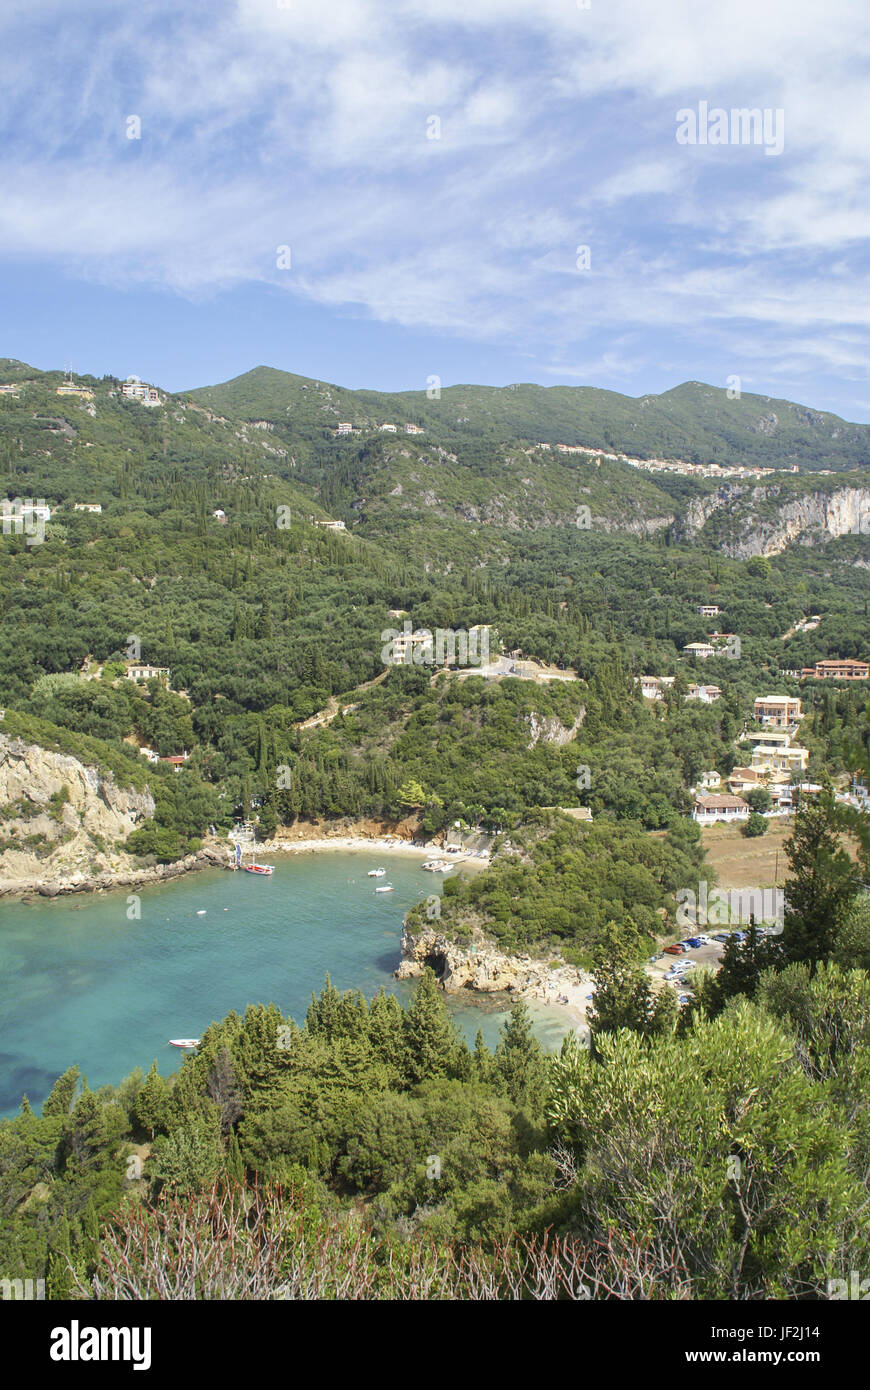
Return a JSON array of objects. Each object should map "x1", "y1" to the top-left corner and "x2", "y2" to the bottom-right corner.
[
  {"x1": 404, "y1": 423, "x2": 425, "y2": 434},
  {"x1": 685, "y1": 683, "x2": 721, "y2": 703},
  {"x1": 380, "y1": 424, "x2": 398, "y2": 432},
  {"x1": 121, "y1": 380, "x2": 162, "y2": 406},
  {"x1": 697, "y1": 604, "x2": 720, "y2": 617},
  {"x1": 743, "y1": 729, "x2": 810, "y2": 776},
  {"x1": 801, "y1": 659, "x2": 870, "y2": 681},
  {"x1": 125, "y1": 663, "x2": 170, "y2": 684},
  {"x1": 74, "y1": 502, "x2": 102, "y2": 513},
  {"x1": 636, "y1": 675, "x2": 676, "y2": 699},
  {"x1": 698, "y1": 771, "x2": 722, "y2": 790},
  {"x1": 336, "y1": 423, "x2": 353, "y2": 435},
  {"x1": 692, "y1": 794, "x2": 750, "y2": 825},
  {"x1": 754, "y1": 695, "x2": 801, "y2": 727},
  {"x1": 684, "y1": 642, "x2": 716, "y2": 659}
]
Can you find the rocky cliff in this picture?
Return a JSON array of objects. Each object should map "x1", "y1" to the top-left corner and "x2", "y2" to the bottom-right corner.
[
  {"x1": 678, "y1": 484, "x2": 870, "y2": 557},
  {"x1": 0, "y1": 734, "x2": 156, "y2": 887},
  {"x1": 395, "y1": 922, "x2": 586, "y2": 1001}
]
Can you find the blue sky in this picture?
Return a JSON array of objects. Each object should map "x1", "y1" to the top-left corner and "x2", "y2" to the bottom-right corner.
[{"x1": 1, "y1": 0, "x2": 869, "y2": 418}]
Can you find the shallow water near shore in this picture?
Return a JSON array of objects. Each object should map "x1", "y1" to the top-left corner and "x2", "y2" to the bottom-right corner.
[{"x1": 0, "y1": 851, "x2": 574, "y2": 1116}]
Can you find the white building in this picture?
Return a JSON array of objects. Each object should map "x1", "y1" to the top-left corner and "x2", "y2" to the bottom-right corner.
[
  {"x1": 74, "y1": 503, "x2": 102, "y2": 513},
  {"x1": 636, "y1": 675, "x2": 676, "y2": 700},
  {"x1": 121, "y1": 379, "x2": 162, "y2": 406},
  {"x1": 336, "y1": 422, "x2": 353, "y2": 435},
  {"x1": 697, "y1": 771, "x2": 722, "y2": 791},
  {"x1": 404, "y1": 423, "x2": 425, "y2": 434},
  {"x1": 685, "y1": 683, "x2": 722, "y2": 703},
  {"x1": 692, "y1": 794, "x2": 750, "y2": 824},
  {"x1": 380, "y1": 423, "x2": 398, "y2": 432},
  {"x1": 125, "y1": 663, "x2": 170, "y2": 683}
]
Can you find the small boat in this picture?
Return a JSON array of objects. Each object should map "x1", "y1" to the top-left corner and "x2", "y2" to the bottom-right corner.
[
  {"x1": 169, "y1": 1038, "x2": 200, "y2": 1050},
  {"x1": 375, "y1": 884, "x2": 394, "y2": 893},
  {"x1": 244, "y1": 863, "x2": 274, "y2": 875},
  {"x1": 196, "y1": 909, "x2": 206, "y2": 915},
  {"x1": 368, "y1": 867, "x2": 387, "y2": 877}
]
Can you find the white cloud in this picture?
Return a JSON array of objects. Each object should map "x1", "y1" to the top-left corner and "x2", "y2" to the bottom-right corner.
[{"x1": 0, "y1": 0, "x2": 869, "y2": 402}]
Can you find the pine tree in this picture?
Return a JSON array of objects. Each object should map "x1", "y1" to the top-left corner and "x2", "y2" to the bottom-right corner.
[
  {"x1": 133, "y1": 1061, "x2": 170, "y2": 1140},
  {"x1": 41, "y1": 1065, "x2": 81, "y2": 1119},
  {"x1": 494, "y1": 1002, "x2": 546, "y2": 1106},
  {"x1": 783, "y1": 795, "x2": 861, "y2": 967},
  {"x1": 402, "y1": 969, "x2": 459, "y2": 1084},
  {"x1": 225, "y1": 1130, "x2": 245, "y2": 1184}
]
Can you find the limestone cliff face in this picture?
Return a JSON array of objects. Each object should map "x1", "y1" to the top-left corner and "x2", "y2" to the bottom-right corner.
[
  {"x1": 0, "y1": 735, "x2": 155, "y2": 885},
  {"x1": 524, "y1": 708, "x2": 586, "y2": 750},
  {"x1": 395, "y1": 922, "x2": 582, "y2": 997},
  {"x1": 676, "y1": 485, "x2": 870, "y2": 557}
]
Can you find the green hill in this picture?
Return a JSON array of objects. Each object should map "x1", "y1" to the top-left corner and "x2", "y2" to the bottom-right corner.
[{"x1": 187, "y1": 367, "x2": 870, "y2": 471}]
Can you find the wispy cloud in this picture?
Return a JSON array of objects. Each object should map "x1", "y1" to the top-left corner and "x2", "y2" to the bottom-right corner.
[{"x1": 0, "y1": 0, "x2": 869, "y2": 408}]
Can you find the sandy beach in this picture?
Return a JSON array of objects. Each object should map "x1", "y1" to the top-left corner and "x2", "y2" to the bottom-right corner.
[
  {"x1": 521, "y1": 970, "x2": 595, "y2": 1033},
  {"x1": 252, "y1": 835, "x2": 492, "y2": 870}
]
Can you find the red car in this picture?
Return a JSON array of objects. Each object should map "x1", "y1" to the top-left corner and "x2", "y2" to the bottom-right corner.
[{"x1": 664, "y1": 943, "x2": 686, "y2": 955}]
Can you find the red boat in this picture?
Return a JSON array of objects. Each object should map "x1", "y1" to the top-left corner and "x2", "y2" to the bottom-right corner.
[{"x1": 244, "y1": 862, "x2": 274, "y2": 875}]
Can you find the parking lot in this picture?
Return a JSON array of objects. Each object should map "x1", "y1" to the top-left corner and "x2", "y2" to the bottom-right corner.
[{"x1": 647, "y1": 936, "x2": 727, "y2": 999}]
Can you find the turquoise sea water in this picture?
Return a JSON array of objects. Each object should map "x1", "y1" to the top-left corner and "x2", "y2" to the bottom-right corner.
[{"x1": 0, "y1": 852, "x2": 574, "y2": 1116}]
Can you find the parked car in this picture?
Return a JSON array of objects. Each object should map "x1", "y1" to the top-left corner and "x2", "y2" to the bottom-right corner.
[
  {"x1": 686, "y1": 937, "x2": 704, "y2": 948},
  {"x1": 711, "y1": 933, "x2": 729, "y2": 943},
  {"x1": 733, "y1": 931, "x2": 747, "y2": 942},
  {"x1": 664, "y1": 944, "x2": 686, "y2": 955}
]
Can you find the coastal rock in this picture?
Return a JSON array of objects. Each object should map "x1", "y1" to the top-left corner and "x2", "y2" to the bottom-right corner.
[
  {"x1": 395, "y1": 923, "x2": 583, "y2": 1001},
  {"x1": 0, "y1": 734, "x2": 155, "y2": 884}
]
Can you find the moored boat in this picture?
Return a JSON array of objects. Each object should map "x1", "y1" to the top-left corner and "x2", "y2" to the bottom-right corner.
[
  {"x1": 367, "y1": 867, "x2": 387, "y2": 877},
  {"x1": 169, "y1": 1038, "x2": 200, "y2": 1049},
  {"x1": 374, "y1": 884, "x2": 394, "y2": 893}
]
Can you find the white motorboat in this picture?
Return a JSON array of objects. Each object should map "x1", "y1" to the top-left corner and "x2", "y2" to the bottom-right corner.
[
  {"x1": 374, "y1": 884, "x2": 394, "y2": 893},
  {"x1": 368, "y1": 867, "x2": 387, "y2": 877},
  {"x1": 168, "y1": 1038, "x2": 200, "y2": 1050}
]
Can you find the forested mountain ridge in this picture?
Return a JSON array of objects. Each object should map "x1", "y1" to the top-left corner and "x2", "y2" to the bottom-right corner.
[{"x1": 188, "y1": 365, "x2": 870, "y2": 472}]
